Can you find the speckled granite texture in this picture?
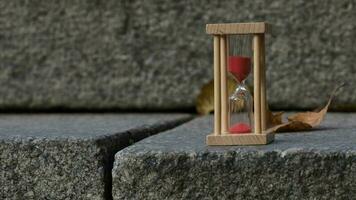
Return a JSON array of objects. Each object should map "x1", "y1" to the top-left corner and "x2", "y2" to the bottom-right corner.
[
  {"x1": 112, "y1": 113, "x2": 356, "y2": 200},
  {"x1": 0, "y1": 1, "x2": 355, "y2": 110},
  {"x1": 0, "y1": 114, "x2": 192, "y2": 200}
]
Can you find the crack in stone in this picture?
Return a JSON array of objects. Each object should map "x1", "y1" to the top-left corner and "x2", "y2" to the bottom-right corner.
[{"x1": 96, "y1": 115, "x2": 194, "y2": 200}]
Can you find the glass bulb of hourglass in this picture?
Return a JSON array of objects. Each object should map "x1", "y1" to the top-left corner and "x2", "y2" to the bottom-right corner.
[
  {"x1": 228, "y1": 56, "x2": 253, "y2": 134},
  {"x1": 229, "y1": 56, "x2": 251, "y2": 83}
]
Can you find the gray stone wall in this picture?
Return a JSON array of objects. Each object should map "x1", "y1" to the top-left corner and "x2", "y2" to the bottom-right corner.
[{"x1": 0, "y1": 0, "x2": 355, "y2": 111}]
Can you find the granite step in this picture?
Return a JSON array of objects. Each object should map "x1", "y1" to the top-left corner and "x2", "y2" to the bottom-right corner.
[
  {"x1": 112, "y1": 113, "x2": 356, "y2": 200},
  {"x1": 0, "y1": 113, "x2": 192, "y2": 200}
]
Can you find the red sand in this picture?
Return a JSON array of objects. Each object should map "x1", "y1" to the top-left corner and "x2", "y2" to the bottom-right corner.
[
  {"x1": 228, "y1": 56, "x2": 251, "y2": 83},
  {"x1": 229, "y1": 123, "x2": 251, "y2": 134}
]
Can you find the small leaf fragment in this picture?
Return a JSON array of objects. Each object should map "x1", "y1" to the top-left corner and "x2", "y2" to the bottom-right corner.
[{"x1": 266, "y1": 109, "x2": 284, "y2": 128}]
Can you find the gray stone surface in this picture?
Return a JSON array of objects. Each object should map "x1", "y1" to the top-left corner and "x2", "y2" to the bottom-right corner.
[
  {"x1": 0, "y1": 1, "x2": 356, "y2": 111},
  {"x1": 112, "y1": 113, "x2": 356, "y2": 200},
  {"x1": 0, "y1": 113, "x2": 192, "y2": 200}
]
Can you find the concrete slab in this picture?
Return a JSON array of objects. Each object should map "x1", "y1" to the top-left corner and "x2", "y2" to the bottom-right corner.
[
  {"x1": 112, "y1": 113, "x2": 356, "y2": 200},
  {"x1": 0, "y1": 113, "x2": 192, "y2": 200}
]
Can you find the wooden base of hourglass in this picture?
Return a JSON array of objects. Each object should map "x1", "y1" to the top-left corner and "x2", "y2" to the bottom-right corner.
[{"x1": 206, "y1": 132, "x2": 275, "y2": 146}]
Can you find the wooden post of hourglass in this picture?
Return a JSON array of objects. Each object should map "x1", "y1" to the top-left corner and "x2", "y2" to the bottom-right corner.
[
  {"x1": 213, "y1": 35, "x2": 221, "y2": 135},
  {"x1": 225, "y1": 36, "x2": 230, "y2": 129},
  {"x1": 220, "y1": 35, "x2": 228, "y2": 135},
  {"x1": 206, "y1": 22, "x2": 274, "y2": 145},
  {"x1": 260, "y1": 35, "x2": 267, "y2": 131},
  {"x1": 253, "y1": 34, "x2": 262, "y2": 134}
]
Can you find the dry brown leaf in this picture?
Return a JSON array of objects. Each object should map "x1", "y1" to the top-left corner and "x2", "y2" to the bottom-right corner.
[
  {"x1": 196, "y1": 77, "x2": 238, "y2": 115},
  {"x1": 269, "y1": 83, "x2": 345, "y2": 133},
  {"x1": 266, "y1": 121, "x2": 312, "y2": 133},
  {"x1": 287, "y1": 83, "x2": 345, "y2": 127},
  {"x1": 286, "y1": 98, "x2": 331, "y2": 127},
  {"x1": 196, "y1": 80, "x2": 214, "y2": 115}
]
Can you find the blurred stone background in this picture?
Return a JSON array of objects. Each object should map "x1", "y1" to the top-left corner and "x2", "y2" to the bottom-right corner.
[{"x1": 0, "y1": 0, "x2": 355, "y2": 112}]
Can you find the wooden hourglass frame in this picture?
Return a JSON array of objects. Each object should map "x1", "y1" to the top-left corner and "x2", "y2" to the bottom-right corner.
[{"x1": 206, "y1": 22, "x2": 274, "y2": 145}]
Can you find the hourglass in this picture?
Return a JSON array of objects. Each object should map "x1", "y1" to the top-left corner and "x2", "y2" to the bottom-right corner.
[{"x1": 206, "y1": 22, "x2": 274, "y2": 145}]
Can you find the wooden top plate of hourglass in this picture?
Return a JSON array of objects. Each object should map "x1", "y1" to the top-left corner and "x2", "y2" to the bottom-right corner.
[{"x1": 206, "y1": 22, "x2": 274, "y2": 146}]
